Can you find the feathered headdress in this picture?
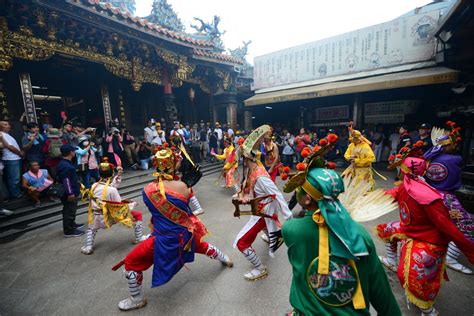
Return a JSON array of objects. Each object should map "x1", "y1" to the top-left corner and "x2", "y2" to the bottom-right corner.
[{"x1": 431, "y1": 120, "x2": 462, "y2": 147}]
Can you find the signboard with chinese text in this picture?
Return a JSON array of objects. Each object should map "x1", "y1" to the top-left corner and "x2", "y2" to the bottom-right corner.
[
  {"x1": 364, "y1": 100, "x2": 418, "y2": 124},
  {"x1": 314, "y1": 105, "x2": 349, "y2": 121},
  {"x1": 101, "y1": 86, "x2": 113, "y2": 128},
  {"x1": 19, "y1": 73, "x2": 37, "y2": 123},
  {"x1": 254, "y1": 5, "x2": 450, "y2": 91}
]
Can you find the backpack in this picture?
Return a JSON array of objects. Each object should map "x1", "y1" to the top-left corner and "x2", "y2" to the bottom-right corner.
[{"x1": 48, "y1": 138, "x2": 63, "y2": 158}]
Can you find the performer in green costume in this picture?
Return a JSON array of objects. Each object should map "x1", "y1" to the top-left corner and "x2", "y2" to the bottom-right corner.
[{"x1": 281, "y1": 136, "x2": 401, "y2": 315}]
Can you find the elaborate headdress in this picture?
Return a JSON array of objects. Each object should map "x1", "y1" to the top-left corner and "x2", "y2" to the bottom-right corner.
[
  {"x1": 99, "y1": 157, "x2": 116, "y2": 179},
  {"x1": 348, "y1": 121, "x2": 371, "y2": 145},
  {"x1": 387, "y1": 142, "x2": 424, "y2": 172},
  {"x1": 281, "y1": 133, "x2": 368, "y2": 310},
  {"x1": 241, "y1": 124, "x2": 271, "y2": 165},
  {"x1": 424, "y1": 120, "x2": 462, "y2": 161},
  {"x1": 151, "y1": 143, "x2": 181, "y2": 198}
]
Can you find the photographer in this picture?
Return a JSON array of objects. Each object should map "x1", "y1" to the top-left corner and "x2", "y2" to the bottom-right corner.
[
  {"x1": 135, "y1": 136, "x2": 153, "y2": 170},
  {"x1": 21, "y1": 122, "x2": 45, "y2": 166},
  {"x1": 281, "y1": 130, "x2": 295, "y2": 169},
  {"x1": 122, "y1": 128, "x2": 138, "y2": 169},
  {"x1": 105, "y1": 127, "x2": 124, "y2": 167}
]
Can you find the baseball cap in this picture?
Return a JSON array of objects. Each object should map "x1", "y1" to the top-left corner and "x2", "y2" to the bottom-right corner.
[
  {"x1": 419, "y1": 123, "x2": 431, "y2": 129},
  {"x1": 60, "y1": 144, "x2": 75, "y2": 155}
]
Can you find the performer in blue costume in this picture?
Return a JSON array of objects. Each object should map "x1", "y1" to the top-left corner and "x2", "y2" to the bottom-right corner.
[{"x1": 113, "y1": 145, "x2": 233, "y2": 311}]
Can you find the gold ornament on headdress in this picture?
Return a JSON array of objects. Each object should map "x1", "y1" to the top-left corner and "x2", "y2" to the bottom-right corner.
[
  {"x1": 152, "y1": 146, "x2": 179, "y2": 199},
  {"x1": 348, "y1": 122, "x2": 371, "y2": 145}
]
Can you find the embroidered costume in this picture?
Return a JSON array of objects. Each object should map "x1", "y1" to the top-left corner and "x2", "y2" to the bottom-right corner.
[
  {"x1": 114, "y1": 145, "x2": 232, "y2": 311},
  {"x1": 233, "y1": 125, "x2": 292, "y2": 281},
  {"x1": 281, "y1": 139, "x2": 401, "y2": 315},
  {"x1": 376, "y1": 152, "x2": 474, "y2": 315},
  {"x1": 341, "y1": 125, "x2": 376, "y2": 191},
  {"x1": 81, "y1": 159, "x2": 146, "y2": 255},
  {"x1": 282, "y1": 134, "x2": 401, "y2": 315},
  {"x1": 424, "y1": 121, "x2": 473, "y2": 274},
  {"x1": 214, "y1": 140, "x2": 239, "y2": 193}
]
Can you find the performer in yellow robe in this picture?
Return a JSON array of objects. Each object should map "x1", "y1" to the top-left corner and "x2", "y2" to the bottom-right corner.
[
  {"x1": 341, "y1": 128, "x2": 375, "y2": 190},
  {"x1": 213, "y1": 139, "x2": 239, "y2": 193}
]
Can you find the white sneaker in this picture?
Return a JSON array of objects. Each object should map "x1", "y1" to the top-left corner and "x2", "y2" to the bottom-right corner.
[
  {"x1": 0, "y1": 209, "x2": 13, "y2": 216},
  {"x1": 118, "y1": 297, "x2": 147, "y2": 311},
  {"x1": 244, "y1": 266, "x2": 268, "y2": 281},
  {"x1": 81, "y1": 246, "x2": 93, "y2": 255},
  {"x1": 446, "y1": 258, "x2": 473, "y2": 275},
  {"x1": 378, "y1": 255, "x2": 397, "y2": 272},
  {"x1": 260, "y1": 234, "x2": 270, "y2": 244},
  {"x1": 193, "y1": 209, "x2": 205, "y2": 216},
  {"x1": 420, "y1": 307, "x2": 439, "y2": 316}
]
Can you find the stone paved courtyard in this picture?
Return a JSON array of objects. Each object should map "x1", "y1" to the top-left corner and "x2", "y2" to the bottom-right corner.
[{"x1": 0, "y1": 172, "x2": 473, "y2": 315}]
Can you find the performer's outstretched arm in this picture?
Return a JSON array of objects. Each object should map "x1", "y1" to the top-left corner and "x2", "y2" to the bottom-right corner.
[{"x1": 427, "y1": 200, "x2": 474, "y2": 263}]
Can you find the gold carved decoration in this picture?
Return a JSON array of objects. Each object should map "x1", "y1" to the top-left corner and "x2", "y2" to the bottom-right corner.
[
  {"x1": 215, "y1": 69, "x2": 231, "y2": 91},
  {"x1": 0, "y1": 26, "x2": 163, "y2": 91},
  {"x1": 156, "y1": 47, "x2": 195, "y2": 84}
]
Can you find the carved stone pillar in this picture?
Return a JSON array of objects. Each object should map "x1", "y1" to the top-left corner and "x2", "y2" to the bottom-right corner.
[
  {"x1": 226, "y1": 102, "x2": 237, "y2": 130},
  {"x1": 214, "y1": 92, "x2": 237, "y2": 129},
  {"x1": 244, "y1": 110, "x2": 252, "y2": 132}
]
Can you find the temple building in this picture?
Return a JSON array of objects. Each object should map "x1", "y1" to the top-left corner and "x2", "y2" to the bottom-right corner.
[{"x1": 0, "y1": 0, "x2": 251, "y2": 135}]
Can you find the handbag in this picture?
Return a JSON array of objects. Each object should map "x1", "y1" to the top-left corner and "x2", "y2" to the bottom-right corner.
[
  {"x1": 49, "y1": 182, "x2": 64, "y2": 197},
  {"x1": 78, "y1": 151, "x2": 90, "y2": 173}
]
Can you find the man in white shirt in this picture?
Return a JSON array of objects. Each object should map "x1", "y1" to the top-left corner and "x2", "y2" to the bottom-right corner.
[
  {"x1": 144, "y1": 120, "x2": 157, "y2": 144},
  {"x1": 214, "y1": 122, "x2": 223, "y2": 154},
  {"x1": 0, "y1": 121, "x2": 23, "y2": 199},
  {"x1": 151, "y1": 122, "x2": 166, "y2": 146}
]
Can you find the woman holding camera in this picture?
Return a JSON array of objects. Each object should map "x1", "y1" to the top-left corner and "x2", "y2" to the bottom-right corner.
[{"x1": 106, "y1": 127, "x2": 124, "y2": 167}]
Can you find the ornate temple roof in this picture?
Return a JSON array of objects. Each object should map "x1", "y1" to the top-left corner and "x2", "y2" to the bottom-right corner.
[
  {"x1": 74, "y1": 0, "x2": 244, "y2": 66},
  {"x1": 76, "y1": 0, "x2": 214, "y2": 48},
  {"x1": 193, "y1": 49, "x2": 244, "y2": 65}
]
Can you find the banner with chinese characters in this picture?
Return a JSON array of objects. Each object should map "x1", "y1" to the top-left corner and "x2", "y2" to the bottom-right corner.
[
  {"x1": 101, "y1": 86, "x2": 113, "y2": 128},
  {"x1": 118, "y1": 90, "x2": 126, "y2": 128},
  {"x1": 19, "y1": 73, "x2": 37, "y2": 123},
  {"x1": 314, "y1": 105, "x2": 349, "y2": 121},
  {"x1": 364, "y1": 100, "x2": 418, "y2": 124},
  {"x1": 254, "y1": 4, "x2": 452, "y2": 90}
]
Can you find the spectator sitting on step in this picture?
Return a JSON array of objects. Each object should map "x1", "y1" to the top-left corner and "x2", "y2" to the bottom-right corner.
[
  {"x1": 22, "y1": 161, "x2": 54, "y2": 207},
  {"x1": 135, "y1": 136, "x2": 153, "y2": 170}
]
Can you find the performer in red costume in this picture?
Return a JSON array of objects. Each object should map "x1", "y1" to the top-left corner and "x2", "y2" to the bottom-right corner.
[
  {"x1": 377, "y1": 147, "x2": 474, "y2": 316},
  {"x1": 113, "y1": 145, "x2": 233, "y2": 311}
]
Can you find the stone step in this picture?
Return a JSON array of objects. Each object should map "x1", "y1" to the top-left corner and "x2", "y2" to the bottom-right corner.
[{"x1": 0, "y1": 162, "x2": 224, "y2": 241}]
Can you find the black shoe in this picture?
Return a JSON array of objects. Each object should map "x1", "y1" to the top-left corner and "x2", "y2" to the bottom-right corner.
[
  {"x1": 64, "y1": 229, "x2": 84, "y2": 238},
  {"x1": 75, "y1": 223, "x2": 85, "y2": 229}
]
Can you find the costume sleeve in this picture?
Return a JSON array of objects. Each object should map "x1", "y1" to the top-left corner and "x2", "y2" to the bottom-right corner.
[
  {"x1": 367, "y1": 243, "x2": 402, "y2": 315},
  {"x1": 427, "y1": 199, "x2": 474, "y2": 263},
  {"x1": 106, "y1": 135, "x2": 112, "y2": 143},
  {"x1": 256, "y1": 176, "x2": 292, "y2": 220},
  {"x1": 385, "y1": 185, "x2": 400, "y2": 201},
  {"x1": 107, "y1": 187, "x2": 122, "y2": 202},
  {"x1": 354, "y1": 143, "x2": 375, "y2": 165},
  {"x1": 110, "y1": 174, "x2": 122, "y2": 188},
  {"x1": 344, "y1": 143, "x2": 353, "y2": 161},
  {"x1": 215, "y1": 149, "x2": 227, "y2": 161}
]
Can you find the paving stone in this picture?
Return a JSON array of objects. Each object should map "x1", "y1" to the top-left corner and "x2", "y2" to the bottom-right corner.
[{"x1": 0, "y1": 272, "x2": 20, "y2": 288}]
